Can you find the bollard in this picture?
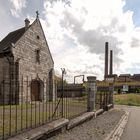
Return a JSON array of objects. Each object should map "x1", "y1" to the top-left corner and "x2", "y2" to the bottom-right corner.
[{"x1": 87, "y1": 76, "x2": 96, "y2": 112}]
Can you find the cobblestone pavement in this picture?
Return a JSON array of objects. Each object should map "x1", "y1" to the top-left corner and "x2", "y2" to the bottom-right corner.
[{"x1": 47, "y1": 109, "x2": 125, "y2": 140}]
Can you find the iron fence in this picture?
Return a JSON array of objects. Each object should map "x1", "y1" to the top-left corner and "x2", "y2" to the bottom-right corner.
[
  {"x1": 0, "y1": 75, "x2": 88, "y2": 140},
  {"x1": 95, "y1": 92, "x2": 112, "y2": 110},
  {"x1": 0, "y1": 76, "x2": 61, "y2": 140},
  {"x1": 0, "y1": 65, "x2": 112, "y2": 140}
]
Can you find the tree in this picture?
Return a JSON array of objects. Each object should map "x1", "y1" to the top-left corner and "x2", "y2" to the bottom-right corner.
[{"x1": 55, "y1": 75, "x2": 68, "y2": 86}]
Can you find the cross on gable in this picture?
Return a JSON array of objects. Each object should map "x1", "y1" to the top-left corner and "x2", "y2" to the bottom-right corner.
[{"x1": 36, "y1": 11, "x2": 39, "y2": 18}]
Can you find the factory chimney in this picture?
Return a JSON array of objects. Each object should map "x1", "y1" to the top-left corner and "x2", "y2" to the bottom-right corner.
[
  {"x1": 109, "y1": 50, "x2": 113, "y2": 75},
  {"x1": 104, "y1": 42, "x2": 109, "y2": 78}
]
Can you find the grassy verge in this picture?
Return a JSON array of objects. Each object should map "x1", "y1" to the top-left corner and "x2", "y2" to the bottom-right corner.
[
  {"x1": 0, "y1": 99, "x2": 87, "y2": 138},
  {"x1": 114, "y1": 93, "x2": 140, "y2": 106}
]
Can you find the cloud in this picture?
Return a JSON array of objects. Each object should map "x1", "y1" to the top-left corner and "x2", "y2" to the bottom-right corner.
[
  {"x1": 0, "y1": 1, "x2": 25, "y2": 40},
  {"x1": 42, "y1": 0, "x2": 135, "y2": 81},
  {"x1": 130, "y1": 27, "x2": 140, "y2": 47},
  {"x1": 126, "y1": 62, "x2": 140, "y2": 74},
  {"x1": 9, "y1": 0, "x2": 27, "y2": 17},
  {"x1": 1, "y1": 0, "x2": 140, "y2": 81},
  {"x1": 61, "y1": 11, "x2": 120, "y2": 54},
  {"x1": 131, "y1": 37, "x2": 140, "y2": 47},
  {"x1": 46, "y1": 0, "x2": 71, "y2": 6}
]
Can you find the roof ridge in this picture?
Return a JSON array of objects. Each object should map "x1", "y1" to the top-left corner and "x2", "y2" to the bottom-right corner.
[
  {"x1": 9, "y1": 26, "x2": 25, "y2": 34},
  {"x1": 0, "y1": 26, "x2": 26, "y2": 53}
]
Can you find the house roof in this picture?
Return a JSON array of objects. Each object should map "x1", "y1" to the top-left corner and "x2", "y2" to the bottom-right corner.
[
  {"x1": 119, "y1": 74, "x2": 131, "y2": 77},
  {"x1": 0, "y1": 27, "x2": 26, "y2": 53},
  {"x1": 0, "y1": 18, "x2": 54, "y2": 64}
]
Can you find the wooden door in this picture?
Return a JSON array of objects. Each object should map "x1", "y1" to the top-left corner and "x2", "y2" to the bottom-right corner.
[{"x1": 31, "y1": 80, "x2": 40, "y2": 101}]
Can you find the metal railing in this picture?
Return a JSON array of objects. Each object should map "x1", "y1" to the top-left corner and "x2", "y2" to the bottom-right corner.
[
  {"x1": 95, "y1": 92, "x2": 112, "y2": 110},
  {"x1": 0, "y1": 75, "x2": 88, "y2": 140},
  {"x1": 0, "y1": 65, "x2": 112, "y2": 140},
  {"x1": 0, "y1": 76, "x2": 62, "y2": 140}
]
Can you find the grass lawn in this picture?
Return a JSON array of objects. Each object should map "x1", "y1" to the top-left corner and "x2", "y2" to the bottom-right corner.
[
  {"x1": 114, "y1": 93, "x2": 140, "y2": 106},
  {"x1": 0, "y1": 98, "x2": 87, "y2": 138}
]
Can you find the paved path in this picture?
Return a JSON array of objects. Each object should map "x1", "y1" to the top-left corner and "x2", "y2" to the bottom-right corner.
[
  {"x1": 46, "y1": 109, "x2": 124, "y2": 140},
  {"x1": 116, "y1": 105, "x2": 140, "y2": 140}
]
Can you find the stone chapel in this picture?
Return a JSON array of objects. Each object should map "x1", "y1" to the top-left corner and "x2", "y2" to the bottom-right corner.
[{"x1": 0, "y1": 14, "x2": 55, "y2": 104}]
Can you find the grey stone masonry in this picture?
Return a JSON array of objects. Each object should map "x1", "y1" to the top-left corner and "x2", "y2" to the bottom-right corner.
[
  {"x1": 0, "y1": 17, "x2": 55, "y2": 104},
  {"x1": 109, "y1": 83, "x2": 114, "y2": 106},
  {"x1": 13, "y1": 18, "x2": 54, "y2": 102},
  {"x1": 87, "y1": 76, "x2": 97, "y2": 112}
]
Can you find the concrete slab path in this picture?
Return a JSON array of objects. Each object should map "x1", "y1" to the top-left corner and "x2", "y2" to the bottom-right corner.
[{"x1": 116, "y1": 105, "x2": 140, "y2": 140}]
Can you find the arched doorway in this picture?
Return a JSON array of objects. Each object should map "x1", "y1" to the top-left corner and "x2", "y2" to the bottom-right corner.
[{"x1": 31, "y1": 79, "x2": 44, "y2": 101}]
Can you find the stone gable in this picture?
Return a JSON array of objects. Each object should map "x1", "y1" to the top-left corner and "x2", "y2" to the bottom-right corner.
[
  {"x1": 13, "y1": 18, "x2": 54, "y2": 79},
  {"x1": 0, "y1": 18, "x2": 55, "y2": 104}
]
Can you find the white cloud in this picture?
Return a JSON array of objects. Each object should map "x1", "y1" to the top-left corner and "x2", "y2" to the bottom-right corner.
[
  {"x1": 41, "y1": 0, "x2": 140, "y2": 81},
  {"x1": 9, "y1": 0, "x2": 27, "y2": 17},
  {"x1": 1, "y1": 0, "x2": 140, "y2": 82}
]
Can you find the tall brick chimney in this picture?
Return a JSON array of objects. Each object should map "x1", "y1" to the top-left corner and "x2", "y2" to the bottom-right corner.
[
  {"x1": 104, "y1": 42, "x2": 109, "y2": 78},
  {"x1": 109, "y1": 50, "x2": 113, "y2": 75},
  {"x1": 24, "y1": 18, "x2": 30, "y2": 30}
]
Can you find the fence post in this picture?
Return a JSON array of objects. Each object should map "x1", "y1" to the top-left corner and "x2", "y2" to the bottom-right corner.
[
  {"x1": 109, "y1": 83, "x2": 114, "y2": 107},
  {"x1": 87, "y1": 76, "x2": 96, "y2": 112}
]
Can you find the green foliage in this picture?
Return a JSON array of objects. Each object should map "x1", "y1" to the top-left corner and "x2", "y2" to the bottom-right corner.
[
  {"x1": 82, "y1": 82, "x2": 87, "y2": 88},
  {"x1": 55, "y1": 75, "x2": 68, "y2": 86}
]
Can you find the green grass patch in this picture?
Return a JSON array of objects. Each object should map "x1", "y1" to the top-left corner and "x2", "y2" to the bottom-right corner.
[
  {"x1": 114, "y1": 93, "x2": 140, "y2": 106},
  {"x1": 0, "y1": 99, "x2": 87, "y2": 138}
]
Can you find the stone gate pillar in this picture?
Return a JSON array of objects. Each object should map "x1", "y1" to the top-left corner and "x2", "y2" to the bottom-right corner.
[
  {"x1": 87, "y1": 76, "x2": 97, "y2": 112},
  {"x1": 109, "y1": 83, "x2": 114, "y2": 107}
]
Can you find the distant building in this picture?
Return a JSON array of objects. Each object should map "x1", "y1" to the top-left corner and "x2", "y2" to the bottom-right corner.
[
  {"x1": 0, "y1": 15, "x2": 55, "y2": 104},
  {"x1": 116, "y1": 74, "x2": 131, "y2": 82},
  {"x1": 133, "y1": 74, "x2": 140, "y2": 81},
  {"x1": 103, "y1": 42, "x2": 140, "y2": 82},
  {"x1": 115, "y1": 74, "x2": 140, "y2": 82}
]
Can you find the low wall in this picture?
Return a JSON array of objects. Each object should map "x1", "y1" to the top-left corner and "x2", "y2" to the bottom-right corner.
[{"x1": 57, "y1": 84, "x2": 86, "y2": 97}]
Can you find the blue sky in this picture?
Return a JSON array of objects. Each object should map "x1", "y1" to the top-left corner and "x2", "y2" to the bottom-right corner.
[
  {"x1": 0, "y1": 0, "x2": 140, "y2": 81},
  {"x1": 124, "y1": 0, "x2": 140, "y2": 27}
]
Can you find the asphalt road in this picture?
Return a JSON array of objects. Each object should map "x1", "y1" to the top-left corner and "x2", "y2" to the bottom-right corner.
[{"x1": 116, "y1": 105, "x2": 140, "y2": 140}]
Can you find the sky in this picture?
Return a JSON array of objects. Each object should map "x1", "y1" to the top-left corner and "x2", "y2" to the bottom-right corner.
[{"x1": 0, "y1": 0, "x2": 140, "y2": 82}]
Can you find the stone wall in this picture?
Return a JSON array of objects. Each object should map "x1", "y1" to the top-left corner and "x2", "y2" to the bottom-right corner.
[
  {"x1": 57, "y1": 84, "x2": 86, "y2": 97},
  {"x1": 11, "y1": 18, "x2": 54, "y2": 102},
  {"x1": 0, "y1": 56, "x2": 11, "y2": 104}
]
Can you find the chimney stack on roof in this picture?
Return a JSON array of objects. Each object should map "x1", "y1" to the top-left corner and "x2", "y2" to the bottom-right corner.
[{"x1": 24, "y1": 18, "x2": 30, "y2": 30}]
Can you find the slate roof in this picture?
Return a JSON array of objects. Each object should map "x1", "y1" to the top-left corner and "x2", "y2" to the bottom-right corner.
[{"x1": 0, "y1": 27, "x2": 25, "y2": 53}]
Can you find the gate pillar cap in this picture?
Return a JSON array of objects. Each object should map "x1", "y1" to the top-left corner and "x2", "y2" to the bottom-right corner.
[{"x1": 87, "y1": 76, "x2": 96, "y2": 82}]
